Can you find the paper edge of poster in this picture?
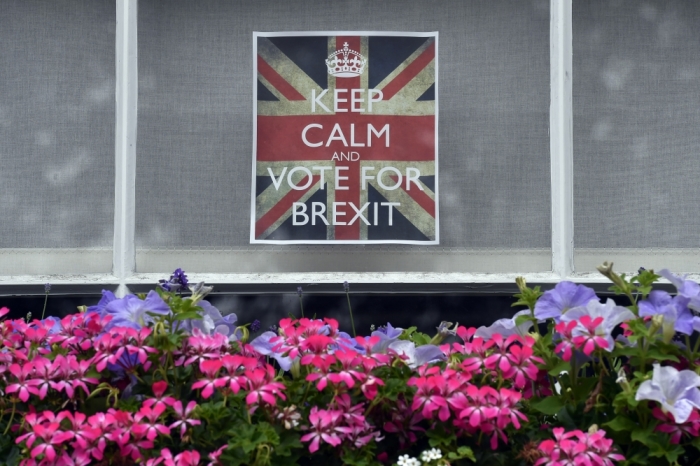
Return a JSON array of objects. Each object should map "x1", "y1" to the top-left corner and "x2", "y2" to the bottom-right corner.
[{"x1": 249, "y1": 31, "x2": 439, "y2": 245}]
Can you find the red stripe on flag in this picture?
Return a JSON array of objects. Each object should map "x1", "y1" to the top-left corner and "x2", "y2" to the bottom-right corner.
[
  {"x1": 334, "y1": 161, "x2": 360, "y2": 240},
  {"x1": 257, "y1": 114, "x2": 435, "y2": 161},
  {"x1": 333, "y1": 36, "x2": 362, "y2": 239},
  {"x1": 255, "y1": 176, "x2": 319, "y2": 238},
  {"x1": 391, "y1": 176, "x2": 436, "y2": 218},
  {"x1": 257, "y1": 55, "x2": 306, "y2": 101},
  {"x1": 380, "y1": 42, "x2": 435, "y2": 101}
]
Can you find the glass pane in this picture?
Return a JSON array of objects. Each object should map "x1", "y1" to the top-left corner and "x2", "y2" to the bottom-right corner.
[
  {"x1": 574, "y1": 0, "x2": 700, "y2": 256},
  {"x1": 137, "y1": 0, "x2": 550, "y2": 271},
  {"x1": 0, "y1": 0, "x2": 115, "y2": 251}
]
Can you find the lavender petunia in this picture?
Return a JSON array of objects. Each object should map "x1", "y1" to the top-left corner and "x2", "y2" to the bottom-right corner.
[
  {"x1": 636, "y1": 364, "x2": 700, "y2": 423},
  {"x1": 250, "y1": 331, "x2": 293, "y2": 371},
  {"x1": 475, "y1": 309, "x2": 533, "y2": 339},
  {"x1": 86, "y1": 290, "x2": 117, "y2": 316},
  {"x1": 103, "y1": 291, "x2": 171, "y2": 330},
  {"x1": 388, "y1": 340, "x2": 445, "y2": 369},
  {"x1": 534, "y1": 282, "x2": 598, "y2": 321},
  {"x1": 561, "y1": 299, "x2": 635, "y2": 352},
  {"x1": 660, "y1": 269, "x2": 700, "y2": 313},
  {"x1": 371, "y1": 323, "x2": 404, "y2": 352},
  {"x1": 638, "y1": 290, "x2": 693, "y2": 336}
]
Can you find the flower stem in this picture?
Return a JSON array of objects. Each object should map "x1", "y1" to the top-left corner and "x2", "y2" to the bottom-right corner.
[
  {"x1": 298, "y1": 296, "x2": 305, "y2": 319},
  {"x1": 346, "y1": 290, "x2": 356, "y2": 337},
  {"x1": 3, "y1": 402, "x2": 16, "y2": 435},
  {"x1": 41, "y1": 291, "x2": 49, "y2": 321}
]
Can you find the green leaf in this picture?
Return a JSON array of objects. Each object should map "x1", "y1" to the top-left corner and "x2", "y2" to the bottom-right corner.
[
  {"x1": 446, "y1": 446, "x2": 476, "y2": 462},
  {"x1": 604, "y1": 416, "x2": 639, "y2": 432},
  {"x1": 531, "y1": 396, "x2": 566, "y2": 415},
  {"x1": 547, "y1": 360, "x2": 570, "y2": 376}
]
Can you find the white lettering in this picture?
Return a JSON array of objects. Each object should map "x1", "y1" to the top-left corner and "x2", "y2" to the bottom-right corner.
[
  {"x1": 406, "y1": 167, "x2": 423, "y2": 191},
  {"x1": 367, "y1": 124, "x2": 390, "y2": 147},
  {"x1": 312, "y1": 202, "x2": 329, "y2": 225},
  {"x1": 351, "y1": 89, "x2": 365, "y2": 112},
  {"x1": 333, "y1": 202, "x2": 347, "y2": 225},
  {"x1": 267, "y1": 167, "x2": 287, "y2": 191},
  {"x1": 293, "y1": 203, "x2": 309, "y2": 225},
  {"x1": 381, "y1": 202, "x2": 400, "y2": 226},
  {"x1": 302, "y1": 123, "x2": 323, "y2": 147},
  {"x1": 287, "y1": 166, "x2": 313, "y2": 190},
  {"x1": 326, "y1": 124, "x2": 348, "y2": 147},
  {"x1": 377, "y1": 167, "x2": 402, "y2": 190},
  {"x1": 334, "y1": 89, "x2": 348, "y2": 112},
  {"x1": 348, "y1": 202, "x2": 371, "y2": 225},
  {"x1": 335, "y1": 166, "x2": 349, "y2": 190},
  {"x1": 311, "y1": 89, "x2": 330, "y2": 113},
  {"x1": 368, "y1": 89, "x2": 383, "y2": 112},
  {"x1": 312, "y1": 166, "x2": 331, "y2": 189}
]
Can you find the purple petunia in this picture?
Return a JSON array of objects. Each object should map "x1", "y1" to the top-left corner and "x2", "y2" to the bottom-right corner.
[
  {"x1": 475, "y1": 309, "x2": 533, "y2": 339},
  {"x1": 560, "y1": 299, "x2": 635, "y2": 352},
  {"x1": 638, "y1": 290, "x2": 693, "y2": 336},
  {"x1": 534, "y1": 281, "x2": 599, "y2": 321},
  {"x1": 102, "y1": 291, "x2": 171, "y2": 330}
]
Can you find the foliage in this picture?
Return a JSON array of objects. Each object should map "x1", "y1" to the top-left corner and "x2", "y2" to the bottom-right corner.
[{"x1": 1, "y1": 264, "x2": 700, "y2": 465}]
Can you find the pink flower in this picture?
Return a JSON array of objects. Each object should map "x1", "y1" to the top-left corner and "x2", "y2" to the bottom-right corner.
[
  {"x1": 192, "y1": 359, "x2": 223, "y2": 399},
  {"x1": 170, "y1": 400, "x2": 201, "y2": 437},
  {"x1": 245, "y1": 366, "x2": 286, "y2": 406},
  {"x1": 5, "y1": 362, "x2": 41, "y2": 402},
  {"x1": 134, "y1": 404, "x2": 170, "y2": 441},
  {"x1": 144, "y1": 380, "x2": 176, "y2": 410},
  {"x1": 653, "y1": 407, "x2": 700, "y2": 444},
  {"x1": 300, "y1": 407, "x2": 343, "y2": 453},
  {"x1": 207, "y1": 445, "x2": 227, "y2": 466},
  {"x1": 29, "y1": 422, "x2": 74, "y2": 462},
  {"x1": 571, "y1": 316, "x2": 609, "y2": 355},
  {"x1": 535, "y1": 427, "x2": 625, "y2": 466}
]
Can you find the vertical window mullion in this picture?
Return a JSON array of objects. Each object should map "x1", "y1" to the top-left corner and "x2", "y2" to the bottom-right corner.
[
  {"x1": 114, "y1": 0, "x2": 138, "y2": 296},
  {"x1": 550, "y1": 0, "x2": 574, "y2": 278}
]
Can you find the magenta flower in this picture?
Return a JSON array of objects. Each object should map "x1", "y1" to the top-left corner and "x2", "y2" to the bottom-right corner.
[
  {"x1": 170, "y1": 400, "x2": 201, "y2": 437},
  {"x1": 133, "y1": 404, "x2": 170, "y2": 441},
  {"x1": 5, "y1": 362, "x2": 41, "y2": 402},
  {"x1": 300, "y1": 407, "x2": 343, "y2": 453},
  {"x1": 571, "y1": 315, "x2": 610, "y2": 355},
  {"x1": 245, "y1": 366, "x2": 286, "y2": 406},
  {"x1": 560, "y1": 299, "x2": 635, "y2": 353}
]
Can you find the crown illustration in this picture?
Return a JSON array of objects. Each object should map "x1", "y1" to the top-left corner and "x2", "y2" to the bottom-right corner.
[{"x1": 325, "y1": 42, "x2": 367, "y2": 77}]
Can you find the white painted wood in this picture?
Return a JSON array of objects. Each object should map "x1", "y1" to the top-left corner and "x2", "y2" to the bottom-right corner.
[
  {"x1": 114, "y1": 0, "x2": 138, "y2": 297},
  {"x1": 0, "y1": 249, "x2": 113, "y2": 275},
  {"x1": 575, "y1": 249, "x2": 700, "y2": 274},
  {"x1": 550, "y1": 0, "x2": 574, "y2": 278},
  {"x1": 135, "y1": 249, "x2": 552, "y2": 274}
]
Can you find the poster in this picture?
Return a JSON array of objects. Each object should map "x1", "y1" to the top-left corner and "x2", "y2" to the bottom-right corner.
[{"x1": 251, "y1": 32, "x2": 438, "y2": 244}]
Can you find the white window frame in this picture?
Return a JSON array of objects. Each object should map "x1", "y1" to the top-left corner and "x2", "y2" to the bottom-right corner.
[{"x1": 5, "y1": 0, "x2": 681, "y2": 295}]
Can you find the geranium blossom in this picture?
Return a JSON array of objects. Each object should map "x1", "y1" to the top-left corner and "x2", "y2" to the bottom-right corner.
[{"x1": 560, "y1": 299, "x2": 635, "y2": 352}]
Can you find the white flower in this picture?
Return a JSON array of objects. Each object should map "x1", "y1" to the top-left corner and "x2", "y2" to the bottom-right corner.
[
  {"x1": 420, "y1": 448, "x2": 443, "y2": 462},
  {"x1": 397, "y1": 454, "x2": 422, "y2": 466}
]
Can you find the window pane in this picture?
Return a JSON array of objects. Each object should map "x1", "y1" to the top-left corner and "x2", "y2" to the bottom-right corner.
[
  {"x1": 573, "y1": 0, "x2": 700, "y2": 271},
  {"x1": 0, "y1": 0, "x2": 115, "y2": 256},
  {"x1": 137, "y1": 0, "x2": 550, "y2": 272}
]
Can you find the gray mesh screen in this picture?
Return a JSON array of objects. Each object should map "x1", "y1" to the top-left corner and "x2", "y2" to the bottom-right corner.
[
  {"x1": 573, "y1": 0, "x2": 700, "y2": 250},
  {"x1": 0, "y1": 0, "x2": 116, "y2": 249},
  {"x1": 137, "y1": 0, "x2": 551, "y2": 255}
]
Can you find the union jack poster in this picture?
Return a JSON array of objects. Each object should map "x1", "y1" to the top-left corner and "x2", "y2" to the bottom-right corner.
[{"x1": 251, "y1": 32, "x2": 438, "y2": 244}]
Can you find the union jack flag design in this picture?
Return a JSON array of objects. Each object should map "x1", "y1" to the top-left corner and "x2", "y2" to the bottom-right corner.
[{"x1": 251, "y1": 32, "x2": 438, "y2": 243}]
